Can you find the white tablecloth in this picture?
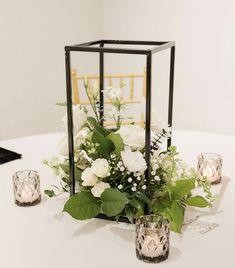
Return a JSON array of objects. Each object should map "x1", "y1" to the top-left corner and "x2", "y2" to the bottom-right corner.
[{"x1": 0, "y1": 130, "x2": 234, "y2": 268}]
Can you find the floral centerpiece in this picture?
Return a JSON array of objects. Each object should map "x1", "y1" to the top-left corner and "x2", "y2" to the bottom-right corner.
[{"x1": 44, "y1": 80, "x2": 214, "y2": 233}]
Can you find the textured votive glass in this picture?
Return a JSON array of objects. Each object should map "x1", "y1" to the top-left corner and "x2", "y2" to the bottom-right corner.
[
  {"x1": 197, "y1": 153, "x2": 222, "y2": 185},
  {"x1": 13, "y1": 170, "x2": 41, "y2": 206},
  {"x1": 135, "y1": 214, "x2": 170, "y2": 263}
]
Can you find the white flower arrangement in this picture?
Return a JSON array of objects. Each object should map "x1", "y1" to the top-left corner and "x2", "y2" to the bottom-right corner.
[
  {"x1": 44, "y1": 79, "x2": 215, "y2": 232},
  {"x1": 117, "y1": 125, "x2": 146, "y2": 150}
]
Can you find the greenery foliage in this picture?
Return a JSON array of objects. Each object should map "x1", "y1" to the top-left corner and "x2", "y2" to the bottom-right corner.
[{"x1": 44, "y1": 78, "x2": 215, "y2": 233}]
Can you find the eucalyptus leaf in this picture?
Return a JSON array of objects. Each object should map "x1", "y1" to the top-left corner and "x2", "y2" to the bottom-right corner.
[
  {"x1": 63, "y1": 192, "x2": 100, "y2": 220},
  {"x1": 101, "y1": 188, "x2": 128, "y2": 217},
  {"x1": 185, "y1": 196, "x2": 209, "y2": 208}
]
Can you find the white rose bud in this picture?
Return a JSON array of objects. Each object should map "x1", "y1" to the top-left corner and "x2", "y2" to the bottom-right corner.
[
  {"x1": 81, "y1": 168, "x2": 98, "y2": 186},
  {"x1": 91, "y1": 182, "x2": 110, "y2": 198},
  {"x1": 92, "y1": 81, "x2": 99, "y2": 99},
  {"x1": 84, "y1": 76, "x2": 88, "y2": 88},
  {"x1": 91, "y1": 158, "x2": 110, "y2": 178}
]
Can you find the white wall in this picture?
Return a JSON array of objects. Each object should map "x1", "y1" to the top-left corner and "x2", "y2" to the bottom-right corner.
[
  {"x1": 1, "y1": 0, "x2": 234, "y2": 141},
  {"x1": 0, "y1": 0, "x2": 103, "y2": 140},
  {"x1": 102, "y1": 0, "x2": 235, "y2": 136}
]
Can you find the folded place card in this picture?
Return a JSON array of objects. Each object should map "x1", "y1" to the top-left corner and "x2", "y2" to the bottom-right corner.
[
  {"x1": 184, "y1": 212, "x2": 219, "y2": 234},
  {"x1": 188, "y1": 219, "x2": 219, "y2": 234},
  {"x1": 0, "y1": 147, "x2": 22, "y2": 164}
]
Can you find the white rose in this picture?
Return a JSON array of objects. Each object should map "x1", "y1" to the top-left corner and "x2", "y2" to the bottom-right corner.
[
  {"x1": 57, "y1": 127, "x2": 90, "y2": 156},
  {"x1": 81, "y1": 168, "x2": 98, "y2": 186},
  {"x1": 62, "y1": 105, "x2": 87, "y2": 135},
  {"x1": 91, "y1": 182, "x2": 110, "y2": 197},
  {"x1": 117, "y1": 125, "x2": 145, "y2": 150},
  {"x1": 91, "y1": 158, "x2": 110, "y2": 178},
  {"x1": 121, "y1": 147, "x2": 147, "y2": 173}
]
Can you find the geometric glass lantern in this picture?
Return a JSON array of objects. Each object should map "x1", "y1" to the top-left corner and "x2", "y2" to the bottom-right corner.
[{"x1": 64, "y1": 40, "x2": 175, "y2": 222}]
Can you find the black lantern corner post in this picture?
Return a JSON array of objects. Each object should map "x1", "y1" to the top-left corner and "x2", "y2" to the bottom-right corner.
[
  {"x1": 145, "y1": 51, "x2": 152, "y2": 207},
  {"x1": 65, "y1": 48, "x2": 75, "y2": 196},
  {"x1": 99, "y1": 43, "x2": 104, "y2": 126},
  {"x1": 64, "y1": 40, "x2": 175, "y2": 222},
  {"x1": 167, "y1": 46, "x2": 175, "y2": 148}
]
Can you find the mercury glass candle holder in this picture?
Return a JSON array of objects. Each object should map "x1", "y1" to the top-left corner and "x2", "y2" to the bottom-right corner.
[
  {"x1": 197, "y1": 153, "x2": 222, "y2": 185},
  {"x1": 13, "y1": 170, "x2": 41, "y2": 206},
  {"x1": 135, "y1": 214, "x2": 170, "y2": 263}
]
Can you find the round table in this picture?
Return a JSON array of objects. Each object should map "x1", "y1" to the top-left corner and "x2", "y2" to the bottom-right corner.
[{"x1": 0, "y1": 131, "x2": 234, "y2": 268}]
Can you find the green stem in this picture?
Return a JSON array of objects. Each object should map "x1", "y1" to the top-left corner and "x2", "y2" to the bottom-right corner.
[
  {"x1": 116, "y1": 101, "x2": 122, "y2": 129},
  {"x1": 84, "y1": 85, "x2": 99, "y2": 122}
]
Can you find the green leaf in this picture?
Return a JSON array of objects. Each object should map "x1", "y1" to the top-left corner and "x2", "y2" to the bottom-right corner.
[
  {"x1": 60, "y1": 164, "x2": 69, "y2": 174},
  {"x1": 56, "y1": 101, "x2": 67, "y2": 107},
  {"x1": 106, "y1": 133, "x2": 124, "y2": 155},
  {"x1": 87, "y1": 117, "x2": 109, "y2": 136},
  {"x1": 74, "y1": 168, "x2": 82, "y2": 182},
  {"x1": 169, "y1": 179, "x2": 195, "y2": 200},
  {"x1": 44, "y1": 189, "x2": 56, "y2": 197},
  {"x1": 100, "y1": 188, "x2": 128, "y2": 217},
  {"x1": 152, "y1": 198, "x2": 172, "y2": 220},
  {"x1": 134, "y1": 208, "x2": 145, "y2": 219},
  {"x1": 152, "y1": 198, "x2": 172, "y2": 214},
  {"x1": 60, "y1": 164, "x2": 82, "y2": 183},
  {"x1": 63, "y1": 192, "x2": 101, "y2": 220},
  {"x1": 129, "y1": 198, "x2": 145, "y2": 218},
  {"x1": 170, "y1": 200, "x2": 184, "y2": 233},
  {"x1": 92, "y1": 130, "x2": 115, "y2": 156},
  {"x1": 129, "y1": 198, "x2": 143, "y2": 211},
  {"x1": 185, "y1": 196, "x2": 209, "y2": 208},
  {"x1": 137, "y1": 192, "x2": 152, "y2": 209},
  {"x1": 125, "y1": 206, "x2": 134, "y2": 224}
]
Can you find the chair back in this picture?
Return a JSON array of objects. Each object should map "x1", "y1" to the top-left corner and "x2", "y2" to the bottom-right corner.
[{"x1": 71, "y1": 68, "x2": 147, "y2": 127}]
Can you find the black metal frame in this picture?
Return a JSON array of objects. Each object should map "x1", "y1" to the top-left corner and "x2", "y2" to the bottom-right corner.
[{"x1": 65, "y1": 40, "x2": 175, "y2": 222}]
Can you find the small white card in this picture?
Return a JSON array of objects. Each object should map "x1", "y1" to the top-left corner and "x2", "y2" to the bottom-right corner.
[{"x1": 188, "y1": 219, "x2": 219, "y2": 234}]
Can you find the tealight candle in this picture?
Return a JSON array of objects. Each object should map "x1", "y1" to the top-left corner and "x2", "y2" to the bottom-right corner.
[
  {"x1": 13, "y1": 170, "x2": 41, "y2": 206},
  {"x1": 135, "y1": 215, "x2": 170, "y2": 263},
  {"x1": 197, "y1": 153, "x2": 222, "y2": 184}
]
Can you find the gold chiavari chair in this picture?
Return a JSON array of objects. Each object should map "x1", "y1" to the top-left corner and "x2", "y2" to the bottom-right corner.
[{"x1": 71, "y1": 68, "x2": 147, "y2": 127}]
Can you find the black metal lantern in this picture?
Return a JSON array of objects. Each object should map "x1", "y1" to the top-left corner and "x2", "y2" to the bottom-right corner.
[{"x1": 65, "y1": 40, "x2": 175, "y2": 222}]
